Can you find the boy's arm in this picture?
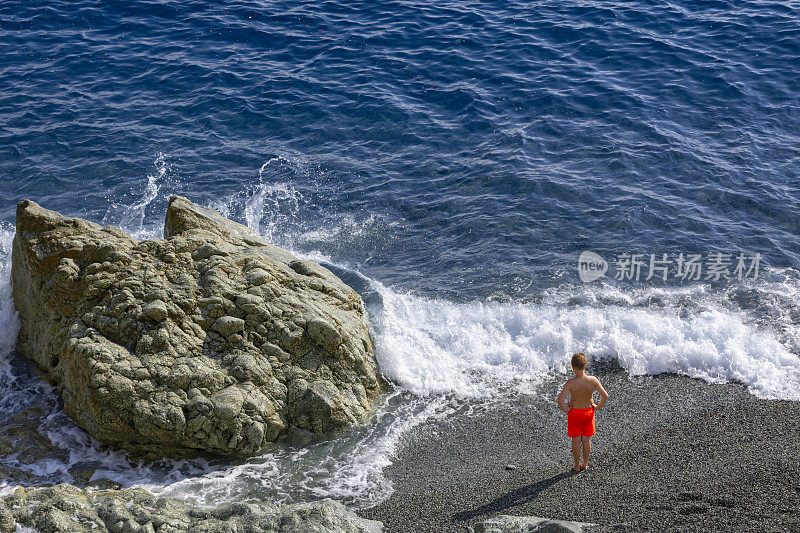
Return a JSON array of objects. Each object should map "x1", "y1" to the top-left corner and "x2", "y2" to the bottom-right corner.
[
  {"x1": 556, "y1": 383, "x2": 571, "y2": 413},
  {"x1": 593, "y1": 378, "x2": 609, "y2": 410}
]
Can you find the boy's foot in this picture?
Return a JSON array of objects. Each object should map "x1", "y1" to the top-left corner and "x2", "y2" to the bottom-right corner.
[
  {"x1": 572, "y1": 466, "x2": 581, "y2": 473},
  {"x1": 580, "y1": 464, "x2": 588, "y2": 471}
]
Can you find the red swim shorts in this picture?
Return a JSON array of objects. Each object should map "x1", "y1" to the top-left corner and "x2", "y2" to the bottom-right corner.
[{"x1": 567, "y1": 407, "x2": 595, "y2": 437}]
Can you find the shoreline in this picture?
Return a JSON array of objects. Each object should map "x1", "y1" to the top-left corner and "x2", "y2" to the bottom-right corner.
[{"x1": 357, "y1": 370, "x2": 800, "y2": 532}]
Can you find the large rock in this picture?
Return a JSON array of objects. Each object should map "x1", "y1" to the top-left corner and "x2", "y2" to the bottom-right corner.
[
  {"x1": 0, "y1": 484, "x2": 383, "y2": 533},
  {"x1": 10, "y1": 196, "x2": 386, "y2": 457}
]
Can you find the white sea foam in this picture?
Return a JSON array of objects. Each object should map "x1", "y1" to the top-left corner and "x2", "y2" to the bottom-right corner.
[{"x1": 371, "y1": 279, "x2": 800, "y2": 400}]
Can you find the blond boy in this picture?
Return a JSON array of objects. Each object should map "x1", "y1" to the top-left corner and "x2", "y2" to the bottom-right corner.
[{"x1": 557, "y1": 353, "x2": 608, "y2": 472}]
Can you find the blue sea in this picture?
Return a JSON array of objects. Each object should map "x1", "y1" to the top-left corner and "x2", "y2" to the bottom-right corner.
[{"x1": 1, "y1": 0, "x2": 799, "y2": 509}]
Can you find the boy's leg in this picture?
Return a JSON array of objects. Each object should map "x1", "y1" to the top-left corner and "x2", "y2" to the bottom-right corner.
[
  {"x1": 580, "y1": 436, "x2": 591, "y2": 469},
  {"x1": 571, "y1": 437, "x2": 581, "y2": 471}
]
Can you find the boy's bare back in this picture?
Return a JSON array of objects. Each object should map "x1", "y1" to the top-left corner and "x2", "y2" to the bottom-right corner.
[
  {"x1": 557, "y1": 353, "x2": 609, "y2": 472},
  {"x1": 564, "y1": 375, "x2": 604, "y2": 409},
  {"x1": 556, "y1": 352, "x2": 609, "y2": 414}
]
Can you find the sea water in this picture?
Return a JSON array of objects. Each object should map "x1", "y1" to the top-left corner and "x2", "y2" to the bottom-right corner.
[{"x1": 0, "y1": 0, "x2": 798, "y2": 510}]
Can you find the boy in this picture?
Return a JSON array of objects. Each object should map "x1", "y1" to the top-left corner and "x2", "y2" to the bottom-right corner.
[{"x1": 557, "y1": 353, "x2": 608, "y2": 472}]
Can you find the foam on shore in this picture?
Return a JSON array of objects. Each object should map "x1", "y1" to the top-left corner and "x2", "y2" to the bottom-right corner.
[{"x1": 371, "y1": 278, "x2": 800, "y2": 401}]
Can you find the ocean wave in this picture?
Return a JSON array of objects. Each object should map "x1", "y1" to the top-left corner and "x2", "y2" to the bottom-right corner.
[{"x1": 370, "y1": 278, "x2": 800, "y2": 401}]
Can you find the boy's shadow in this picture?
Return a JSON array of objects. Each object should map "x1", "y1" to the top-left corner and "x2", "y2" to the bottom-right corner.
[{"x1": 451, "y1": 471, "x2": 574, "y2": 523}]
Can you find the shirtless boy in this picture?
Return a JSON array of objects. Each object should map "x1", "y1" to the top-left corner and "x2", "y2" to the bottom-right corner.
[{"x1": 557, "y1": 353, "x2": 609, "y2": 473}]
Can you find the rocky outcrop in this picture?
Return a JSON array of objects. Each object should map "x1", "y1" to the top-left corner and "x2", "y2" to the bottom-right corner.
[
  {"x1": 10, "y1": 196, "x2": 385, "y2": 457},
  {"x1": 470, "y1": 515, "x2": 596, "y2": 533},
  {"x1": 0, "y1": 484, "x2": 383, "y2": 533}
]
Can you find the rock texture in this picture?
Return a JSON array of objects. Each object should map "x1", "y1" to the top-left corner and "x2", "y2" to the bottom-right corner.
[
  {"x1": 470, "y1": 515, "x2": 596, "y2": 533},
  {"x1": 10, "y1": 196, "x2": 385, "y2": 457},
  {"x1": 0, "y1": 484, "x2": 383, "y2": 533}
]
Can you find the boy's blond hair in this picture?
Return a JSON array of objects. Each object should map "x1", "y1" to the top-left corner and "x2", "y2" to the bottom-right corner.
[{"x1": 571, "y1": 352, "x2": 588, "y2": 370}]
